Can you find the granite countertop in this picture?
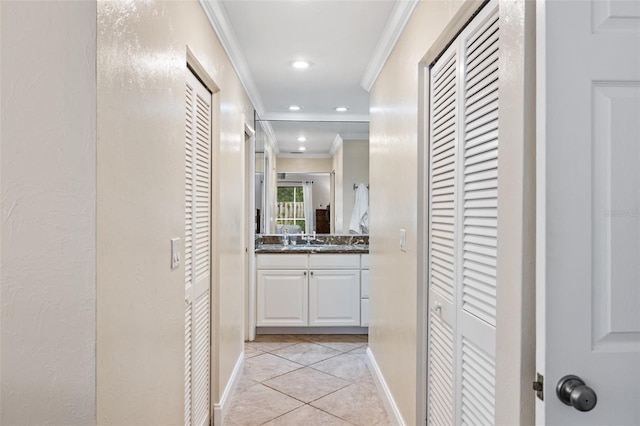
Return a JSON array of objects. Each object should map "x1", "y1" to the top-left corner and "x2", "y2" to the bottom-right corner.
[
  {"x1": 255, "y1": 244, "x2": 369, "y2": 254},
  {"x1": 255, "y1": 234, "x2": 369, "y2": 254}
]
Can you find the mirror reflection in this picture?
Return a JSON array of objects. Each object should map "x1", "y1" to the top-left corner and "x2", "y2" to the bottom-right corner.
[{"x1": 255, "y1": 119, "x2": 369, "y2": 235}]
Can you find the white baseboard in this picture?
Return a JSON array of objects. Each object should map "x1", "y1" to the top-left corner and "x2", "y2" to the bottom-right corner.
[
  {"x1": 366, "y1": 347, "x2": 406, "y2": 426},
  {"x1": 213, "y1": 351, "x2": 244, "y2": 425}
]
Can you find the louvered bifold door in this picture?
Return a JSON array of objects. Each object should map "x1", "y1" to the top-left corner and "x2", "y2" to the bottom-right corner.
[
  {"x1": 185, "y1": 70, "x2": 212, "y2": 426},
  {"x1": 427, "y1": 41, "x2": 459, "y2": 426},
  {"x1": 457, "y1": 4, "x2": 499, "y2": 425},
  {"x1": 427, "y1": 1, "x2": 499, "y2": 425}
]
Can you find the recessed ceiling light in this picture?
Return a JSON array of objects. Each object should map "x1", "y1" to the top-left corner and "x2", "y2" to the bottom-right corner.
[
  {"x1": 297, "y1": 136, "x2": 307, "y2": 142},
  {"x1": 298, "y1": 146, "x2": 307, "y2": 151},
  {"x1": 291, "y1": 60, "x2": 311, "y2": 69},
  {"x1": 335, "y1": 106, "x2": 349, "y2": 112},
  {"x1": 289, "y1": 105, "x2": 301, "y2": 111}
]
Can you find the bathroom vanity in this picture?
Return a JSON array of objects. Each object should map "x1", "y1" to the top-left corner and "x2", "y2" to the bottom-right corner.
[{"x1": 254, "y1": 236, "x2": 369, "y2": 333}]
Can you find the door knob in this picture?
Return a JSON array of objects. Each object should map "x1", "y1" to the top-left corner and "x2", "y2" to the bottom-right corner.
[{"x1": 556, "y1": 375, "x2": 597, "y2": 412}]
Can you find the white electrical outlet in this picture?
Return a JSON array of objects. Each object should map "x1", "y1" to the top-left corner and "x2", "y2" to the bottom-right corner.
[
  {"x1": 400, "y1": 229, "x2": 407, "y2": 252},
  {"x1": 171, "y1": 238, "x2": 180, "y2": 269}
]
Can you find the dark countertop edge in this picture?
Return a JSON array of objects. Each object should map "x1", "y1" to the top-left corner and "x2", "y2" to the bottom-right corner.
[{"x1": 255, "y1": 248, "x2": 369, "y2": 254}]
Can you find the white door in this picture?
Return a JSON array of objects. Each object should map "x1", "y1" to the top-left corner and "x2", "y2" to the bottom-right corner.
[
  {"x1": 185, "y1": 70, "x2": 211, "y2": 426},
  {"x1": 309, "y1": 270, "x2": 360, "y2": 327},
  {"x1": 538, "y1": 0, "x2": 640, "y2": 424}
]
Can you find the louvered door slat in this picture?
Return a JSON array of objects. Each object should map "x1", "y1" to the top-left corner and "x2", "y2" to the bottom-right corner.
[
  {"x1": 428, "y1": 42, "x2": 458, "y2": 426},
  {"x1": 184, "y1": 300, "x2": 193, "y2": 426},
  {"x1": 461, "y1": 339, "x2": 496, "y2": 425},
  {"x1": 462, "y1": 3, "x2": 499, "y2": 329},
  {"x1": 429, "y1": 312, "x2": 454, "y2": 426}
]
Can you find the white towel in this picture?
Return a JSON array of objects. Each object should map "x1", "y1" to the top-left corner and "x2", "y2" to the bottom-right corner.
[{"x1": 349, "y1": 183, "x2": 369, "y2": 234}]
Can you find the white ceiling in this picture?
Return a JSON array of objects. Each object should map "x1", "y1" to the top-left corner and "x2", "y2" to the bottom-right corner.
[{"x1": 200, "y1": 0, "x2": 418, "y2": 155}]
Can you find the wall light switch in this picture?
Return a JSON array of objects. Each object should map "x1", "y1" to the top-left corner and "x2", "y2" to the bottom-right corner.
[
  {"x1": 400, "y1": 229, "x2": 407, "y2": 252},
  {"x1": 171, "y1": 238, "x2": 181, "y2": 269}
]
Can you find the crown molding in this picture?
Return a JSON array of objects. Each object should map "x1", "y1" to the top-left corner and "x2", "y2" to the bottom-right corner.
[
  {"x1": 260, "y1": 112, "x2": 370, "y2": 122},
  {"x1": 199, "y1": 0, "x2": 266, "y2": 116},
  {"x1": 329, "y1": 134, "x2": 344, "y2": 156},
  {"x1": 258, "y1": 120, "x2": 280, "y2": 155},
  {"x1": 360, "y1": 0, "x2": 419, "y2": 92}
]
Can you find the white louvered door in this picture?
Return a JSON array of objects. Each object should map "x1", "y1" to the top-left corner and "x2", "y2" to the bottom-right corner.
[
  {"x1": 185, "y1": 70, "x2": 212, "y2": 426},
  {"x1": 427, "y1": 40, "x2": 458, "y2": 426},
  {"x1": 427, "y1": 2, "x2": 499, "y2": 424}
]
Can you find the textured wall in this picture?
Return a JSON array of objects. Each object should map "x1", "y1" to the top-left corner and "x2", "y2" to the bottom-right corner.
[
  {"x1": 97, "y1": 0, "x2": 253, "y2": 423},
  {"x1": 368, "y1": 1, "x2": 464, "y2": 424},
  {"x1": 1, "y1": 1, "x2": 97, "y2": 423}
]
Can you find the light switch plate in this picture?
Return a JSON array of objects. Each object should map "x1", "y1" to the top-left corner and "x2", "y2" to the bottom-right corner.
[
  {"x1": 400, "y1": 229, "x2": 407, "y2": 252},
  {"x1": 171, "y1": 238, "x2": 180, "y2": 269}
]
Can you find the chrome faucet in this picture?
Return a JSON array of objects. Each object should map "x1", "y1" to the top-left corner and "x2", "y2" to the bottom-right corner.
[{"x1": 301, "y1": 232, "x2": 316, "y2": 245}]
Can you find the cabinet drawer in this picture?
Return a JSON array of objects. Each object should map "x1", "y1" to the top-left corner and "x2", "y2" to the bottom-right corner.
[
  {"x1": 361, "y1": 269, "x2": 370, "y2": 298},
  {"x1": 361, "y1": 254, "x2": 370, "y2": 269},
  {"x1": 309, "y1": 254, "x2": 360, "y2": 269},
  {"x1": 257, "y1": 254, "x2": 308, "y2": 269}
]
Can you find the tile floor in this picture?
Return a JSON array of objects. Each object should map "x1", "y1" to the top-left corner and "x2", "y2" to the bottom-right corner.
[{"x1": 223, "y1": 334, "x2": 393, "y2": 426}]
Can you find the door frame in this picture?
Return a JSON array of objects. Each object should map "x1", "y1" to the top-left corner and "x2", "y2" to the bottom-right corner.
[
  {"x1": 244, "y1": 119, "x2": 256, "y2": 341},
  {"x1": 416, "y1": 0, "x2": 536, "y2": 423}
]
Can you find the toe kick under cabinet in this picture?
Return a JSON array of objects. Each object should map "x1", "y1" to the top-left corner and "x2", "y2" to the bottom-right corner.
[{"x1": 256, "y1": 253, "x2": 366, "y2": 327}]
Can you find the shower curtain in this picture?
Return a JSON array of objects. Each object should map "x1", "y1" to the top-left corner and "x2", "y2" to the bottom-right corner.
[{"x1": 302, "y1": 182, "x2": 314, "y2": 233}]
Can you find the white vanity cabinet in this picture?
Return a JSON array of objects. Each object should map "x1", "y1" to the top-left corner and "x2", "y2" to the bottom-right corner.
[
  {"x1": 256, "y1": 254, "x2": 308, "y2": 326},
  {"x1": 309, "y1": 254, "x2": 360, "y2": 327},
  {"x1": 360, "y1": 254, "x2": 370, "y2": 326},
  {"x1": 256, "y1": 253, "x2": 365, "y2": 328}
]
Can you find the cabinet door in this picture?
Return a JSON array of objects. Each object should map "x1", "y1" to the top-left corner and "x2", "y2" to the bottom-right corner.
[
  {"x1": 309, "y1": 270, "x2": 360, "y2": 326},
  {"x1": 257, "y1": 270, "x2": 308, "y2": 326}
]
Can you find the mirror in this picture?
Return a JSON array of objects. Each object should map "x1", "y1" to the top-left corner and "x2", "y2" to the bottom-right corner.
[{"x1": 255, "y1": 119, "x2": 369, "y2": 235}]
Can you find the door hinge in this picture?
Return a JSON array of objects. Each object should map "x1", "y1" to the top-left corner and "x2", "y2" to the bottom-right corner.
[{"x1": 533, "y1": 372, "x2": 544, "y2": 401}]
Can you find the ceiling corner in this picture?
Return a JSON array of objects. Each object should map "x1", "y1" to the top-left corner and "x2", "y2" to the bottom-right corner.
[
  {"x1": 199, "y1": 0, "x2": 266, "y2": 116},
  {"x1": 360, "y1": 0, "x2": 420, "y2": 92}
]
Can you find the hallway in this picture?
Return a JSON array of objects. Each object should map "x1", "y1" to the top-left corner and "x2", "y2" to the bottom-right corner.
[{"x1": 224, "y1": 335, "x2": 391, "y2": 425}]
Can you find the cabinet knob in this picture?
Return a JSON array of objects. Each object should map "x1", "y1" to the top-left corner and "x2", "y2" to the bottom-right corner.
[{"x1": 304, "y1": 271, "x2": 307, "y2": 276}]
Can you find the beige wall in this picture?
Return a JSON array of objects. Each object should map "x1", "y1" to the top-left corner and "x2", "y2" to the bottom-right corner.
[
  {"x1": 97, "y1": 1, "x2": 253, "y2": 423},
  {"x1": 368, "y1": 1, "x2": 464, "y2": 424},
  {"x1": 342, "y1": 140, "x2": 369, "y2": 233},
  {"x1": 1, "y1": 2, "x2": 97, "y2": 424},
  {"x1": 276, "y1": 157, "x2": 333, "y2": 173}
]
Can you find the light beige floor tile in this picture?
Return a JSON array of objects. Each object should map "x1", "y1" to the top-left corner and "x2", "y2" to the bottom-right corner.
[
  {"x1": 264, "y1": 367, "x2": 350, "y2": 403},
  {"x1": 235, "y1": 374, "x2": 259, "y2": 394},
  {"x1": 301, "y1": 334, "x2": 368, "y2": 352},
  {"x1": 311, "y1": 353, "x2": 373, "y2": 383},
  {"x1": 251, "y1": 334, "x2": 304, "y2": 353},
  {"x1": 224, "y1": 384, "x2": 303, "y2": 426},
  {"x1": 263, "y1": 405, "x2": 353, "y2": 426},
  {"x1": 311, "y1": 382, "x2": 387, "y2": 426},
  {"x1": 271, "y1": 342, "x2": 342, "y2": 366},
  {"x1": 304, "y1": 334, "x2": 369, "y2": 352},
  {"x1": 244, "y1": 343, "x2": 264, "y2": 359},
  {"x1": 347, "y1": 345, "x2": 368, "y2": 355},
  {"x1": 374, "y1": 416, "x2": 396, "y2": 425},
  {"x1": 243, "y1": 353, "x2": 302, "y2": 383}
]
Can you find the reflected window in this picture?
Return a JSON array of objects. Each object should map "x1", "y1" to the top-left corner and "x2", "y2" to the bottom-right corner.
[{"x1": 276, "y1": 185, "x2": 306, "y2": 233}]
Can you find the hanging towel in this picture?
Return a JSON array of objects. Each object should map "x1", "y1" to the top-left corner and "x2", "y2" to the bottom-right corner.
[{"x1": 349, "y1": 183, "x2": 369, "y2": 234}]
